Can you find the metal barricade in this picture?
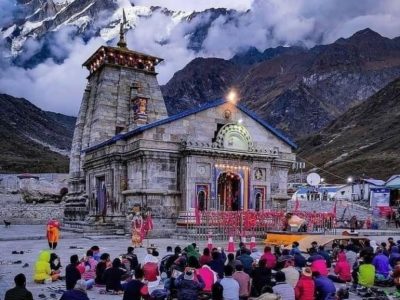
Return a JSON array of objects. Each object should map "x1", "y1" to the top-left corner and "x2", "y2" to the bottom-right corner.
[{"x1": 179, "y1": 210, "x2": 337, "y2": 241}]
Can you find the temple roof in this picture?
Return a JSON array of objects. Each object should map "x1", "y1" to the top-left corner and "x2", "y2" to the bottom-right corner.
[
  {"x1": 82, "y1": 46, "x2": 163, "y2": 75},
  {"x1": 84, "y1": 98, "x2": 297, "y2": 153},
  {"x1": 82, "y1": 9, "x2": 163, "y2": 75},
  {"x1": 82, "y1": 45, "x2": 163, "y2": 67}
]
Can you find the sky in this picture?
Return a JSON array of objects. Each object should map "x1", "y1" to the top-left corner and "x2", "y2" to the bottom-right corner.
[{"x1": 0, "y1": 0, "x2": 400, "y2": 116}]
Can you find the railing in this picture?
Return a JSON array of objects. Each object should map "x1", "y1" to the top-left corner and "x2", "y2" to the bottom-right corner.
[{"x1": 178, "y1": 210, "x2": 336, "y2": 241}]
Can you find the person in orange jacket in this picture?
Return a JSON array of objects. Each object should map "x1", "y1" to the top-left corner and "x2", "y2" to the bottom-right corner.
[{"x1": 47, "y1": 218, "x2": 60, "y2": 249}]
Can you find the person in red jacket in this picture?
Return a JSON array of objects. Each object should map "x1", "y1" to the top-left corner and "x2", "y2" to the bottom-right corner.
[
  {"x1": 143, "y1": 250, "x2": 160, "y2": 286},
  {"x1": 328, "y1": 252, "x2": 351, "y2": 283},
  {"x1": 295, "y1": 267, "x2": 315, "y2": 300},
  {"x1": 260, "y1": 246, "x2": 277, "y2": 269}
]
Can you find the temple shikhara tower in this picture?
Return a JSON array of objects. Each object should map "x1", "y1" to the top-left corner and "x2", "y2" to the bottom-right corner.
[{"x1": 64, "y1": 17, "x2": 296, "y2": 236}]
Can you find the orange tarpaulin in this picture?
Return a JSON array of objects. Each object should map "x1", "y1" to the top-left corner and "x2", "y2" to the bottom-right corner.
[{"x1": 265, "y1": 233, "x2": 311, "y2": 247}]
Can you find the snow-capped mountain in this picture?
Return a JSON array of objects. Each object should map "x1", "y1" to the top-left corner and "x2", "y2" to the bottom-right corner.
[{"x1": 1, "y1": 0, "x2": 234, "y2": 66}]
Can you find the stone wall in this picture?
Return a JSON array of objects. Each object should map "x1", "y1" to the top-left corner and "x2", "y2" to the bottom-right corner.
[
  {"x1": 0, "y1": 194, "x2": 65, "y2": 224},
  {"x1": 0, "y1": 173, "x2": 68, "y2": 193}
]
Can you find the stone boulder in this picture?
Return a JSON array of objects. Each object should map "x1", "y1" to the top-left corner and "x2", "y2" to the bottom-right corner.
[{"x1": 19, "y1": 177, "x2": 68, "y2": 203}]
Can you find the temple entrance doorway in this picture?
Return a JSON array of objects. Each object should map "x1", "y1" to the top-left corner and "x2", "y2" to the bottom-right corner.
[
  {"x1": 255, "y1": 192, "x2": 262, "y2": 211},
  {"x1": 197, "y1": 190, "x2": 206, "y2": 211},
  {"x1": 217, "y1": 172, "x2": 242, "y2": 211},
  {"x1": 96, "y1": 176, "x2": 107, "y2": 216}
]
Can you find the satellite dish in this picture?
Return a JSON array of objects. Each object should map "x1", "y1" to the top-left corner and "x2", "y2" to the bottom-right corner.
[{"x1": 307, "y1": 173, "x2": 321, "y2": 186}]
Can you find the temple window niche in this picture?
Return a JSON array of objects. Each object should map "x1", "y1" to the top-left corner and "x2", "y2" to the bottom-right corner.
[
  {"x1": 131, "y1": 96, "x2": 148, "y2": 125},
  {"x1": 214, "y1": 123, "x2": 253, "y2": 152}
]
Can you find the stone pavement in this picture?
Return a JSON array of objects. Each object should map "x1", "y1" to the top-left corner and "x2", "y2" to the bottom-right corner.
[
  {"x1": 1, "y1": 225, "x2": 230, "y2": 300},
  {"x1": 1, "y1": 225, "x2": 399, "y2": 300}
]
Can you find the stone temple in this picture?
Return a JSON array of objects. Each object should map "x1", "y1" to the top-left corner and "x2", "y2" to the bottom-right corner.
[{"x1": 64, "y1": 27, "x2": 297, "y2": 236}]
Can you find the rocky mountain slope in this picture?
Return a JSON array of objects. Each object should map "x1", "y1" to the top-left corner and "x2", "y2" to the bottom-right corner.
[
  {"x1": 297, "y1": 77, "x2": 400, "y2": 182},
  {"x1": 0, "y1": 94, "x2": 76, "y2": 173},
  {"x1": 161, "y1": 29, "x2": 400, "y2": 138}
]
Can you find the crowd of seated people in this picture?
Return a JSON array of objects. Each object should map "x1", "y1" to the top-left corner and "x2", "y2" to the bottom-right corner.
[{"x1": 6, "y1": 238, "x2": 400, "y2": 300}]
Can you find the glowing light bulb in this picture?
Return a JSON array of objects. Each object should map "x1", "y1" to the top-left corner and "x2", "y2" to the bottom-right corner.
[{"x1": 226, "y1": 89, "x2": 238, "y2": 104}]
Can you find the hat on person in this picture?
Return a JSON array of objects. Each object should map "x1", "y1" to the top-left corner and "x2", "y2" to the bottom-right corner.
[
  {"x1": 74, "y1": 279, "x2": 87, "y2": 293},
  {"x1": 302, "y1": 267, "x2": 312, "y2": 277},
  {"x1": 184, "y1": 270, "x2": 194, "y2": 280}
]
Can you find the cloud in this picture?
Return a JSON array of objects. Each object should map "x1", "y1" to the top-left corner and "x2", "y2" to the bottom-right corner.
[
  {"x1": 133, "y1": 0, "x2": 253, "y2": 12},
  {"x1": 125, "y1": 10, "x2": 211, "y2": 83},
  {"x1": 201, "y1": 0, "x2": 400, "y2": 59},
  {"x1": 0, "y1": 31, "x2": 104, "y2": 116},
  {"x1": 1, "y1": 0, "x2": 400, "y2": 116},
  {"x1": 0, "y1": 0, "x2": 19, "y2": 27}
]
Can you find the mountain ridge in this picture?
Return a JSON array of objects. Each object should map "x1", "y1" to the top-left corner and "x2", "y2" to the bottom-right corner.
[
  {"x1": 161, "y1": 28, "x2": 400, "y2": 138},
  {"x1": 0, "y1": 93, "x2": 76, "y2": 173},
  {"x1": 297, "y1": 77, "x2": 400, "y2": 182}
]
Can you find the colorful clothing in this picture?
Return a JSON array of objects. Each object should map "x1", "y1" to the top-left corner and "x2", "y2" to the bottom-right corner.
[
  {"x1": 310, "y1": 256, "x2": 328, "y2": 276},
  {"x1": 131, "y1": 214, "x2": 143, "y2": 247},
  {"x1": 186, "y1": 244, "x2": 200, "y2": 260},
  {"x1": 334, "y1": 252, "x2": 351, "y2": 282},
  {"x1": 313, "y1": 275, "x2": 336, "y2": 300},
  {"x1": 34, "y1": 251, "x2": 51, "y2": 282},
  {"x1": 358, "y1": 264, "x2": 375, "y2": 288},
  {"x1": 80, "y1": 258, "x2": 97, "y2": 281},
  {"x1": 143, "y1": 262, "x2": 159, "y2": 282},
  {"x1": 373, "y1": 253, "x2": 391, "y2": 277},
  {"x1": 294, "y1": 275, "x2": 315, "y2": 300},
  {"x1": 46, "y1": 219, "x2": 60, "y2": 249},
  {"x1": 260, "y1": 251, "x2": 277, "y2": 269},
  {"x1": 197, "y1": 265, "x2": 217, "y2": 293}
]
